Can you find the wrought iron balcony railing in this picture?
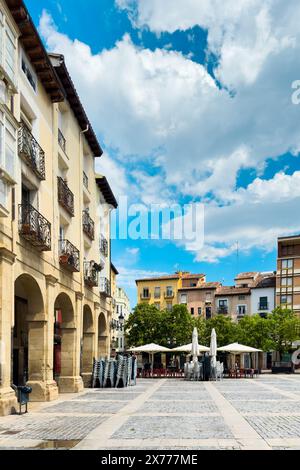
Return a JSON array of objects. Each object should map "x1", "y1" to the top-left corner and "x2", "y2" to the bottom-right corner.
[
  {"x1": 59, "y1": 239, "x2": 80, "y2": 272},
  {"x1": 57, "y1": 177, "x2": 74, "y2": 216},
  {"x1": 19, "y1": 204, "x2": 51, "y2": 251},
  {"x1": 100, "y1": 235, "x2": 108, "y2": 257},
  {"x1": 82, "y1": 210, "x2": 95, "y2": 240},
  {"x1": 83, "y1": 171, "x2": 89, "y2": 189},
  {"x1": 58, "y1": 129, "x2": 66, "y2": 153},
  {"x1": 18, "y1": 123, "x2": 46, "y2": 180},
  {"x1": 217, "y1": 307, "x2": 229, "y2": 315},
  {"x1": 258, "y1": 302, "x2": 269, "y2": 311},
  {"x1": 99, "y1": 277, "x2": 111, "y2": 296},
  {"x1": 84, "y1": 260, "x2": 103, "y2": 288}
]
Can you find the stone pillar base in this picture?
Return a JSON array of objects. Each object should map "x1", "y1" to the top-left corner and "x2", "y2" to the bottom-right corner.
[
  {"x1": 26, "y1": 380, "x2": 59, "y2": 402},
  {"x1": 81, "y1": 372, "x2": 92, "y2": 388},
  {"x1": 58, "y1": 376, "x2": 84, "y2": 393},
  {"x1": 0, "y1": 387, "x2": 18, "y2": 416}
]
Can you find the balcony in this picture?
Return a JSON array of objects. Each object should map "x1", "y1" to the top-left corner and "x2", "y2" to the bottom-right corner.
[
  {"x1": 258, "y1": 302, "x2": 269, "y2": 311},
  {"x1": 100, "y1": 277, "x2": 111, "y2": 296},
  {"x1": 100, "y1": 235, "x2": 108, "y2": 257},
  {"x1": 140, "y1": 293, "x2": 151, "y2": 300},
  {"x1": 59, "y1": 239, "x2": 80, "y2": 272},
  {"x1": 82, "y1": 210, "x2": 95, "y2": 240},
  {"x1": 18, "y1": 123, "x2": 46, "y2": 180},
  {"x1": 57, "y1": 177, "x2": 74, "y2": 216},
  {"x1": 84, "y1": 261, "x2": 103, "y2": 288},
  {"x1": 19, "y1": 204, "x2": 51, "y2": 251},
  {"x1": 164, "y1": 291, "x2": 174, "y2": 299},
  {"x1": 217, "y1": 307, "x2": 229, "y2": 315},
  {"x1": 58, "y1": 129, "x2": 66, "y2": 153}
]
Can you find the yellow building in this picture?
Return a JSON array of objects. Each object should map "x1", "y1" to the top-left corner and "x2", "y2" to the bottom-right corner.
[
  {"x1": 0, "y1": 0, "x2": 117, "y2": 416},
  {"x1": 136, "y1": 272, "x2": 206, "y2": 310}
]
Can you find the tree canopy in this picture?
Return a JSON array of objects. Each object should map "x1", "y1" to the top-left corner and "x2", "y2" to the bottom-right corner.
[{"x1": 125, "y1": 304, "x2": 300, "y2": 357}]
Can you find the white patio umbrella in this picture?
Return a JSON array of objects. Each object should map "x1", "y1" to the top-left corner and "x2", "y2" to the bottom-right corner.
[
  {"x1": 217, "y1": 343, "x2": 262, "y2": 369},
  {"x1": 217, "y1": 343, "x2": 262, "y2": 353},
  {"x1": 210, "y1": 328, "x2": 217, "y2": 369},
  {"x1": 128, "y1": 343, "x2": 171, "y2": 371},
  {"x1": 191, "y1": 328, "x2": 199, "y2": 363},
  {"x1": 171, "y1": 343, "x2": 210, "y2": 353}
]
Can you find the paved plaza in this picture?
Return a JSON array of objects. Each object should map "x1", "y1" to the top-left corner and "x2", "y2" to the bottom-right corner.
[{"x1": 0, "y1": 375, "x2": 300, "y2": 450}]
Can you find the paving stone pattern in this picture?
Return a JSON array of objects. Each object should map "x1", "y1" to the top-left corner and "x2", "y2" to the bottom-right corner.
[{"x1": 1, "y1": 375, "x2": 300, "y2": 450}]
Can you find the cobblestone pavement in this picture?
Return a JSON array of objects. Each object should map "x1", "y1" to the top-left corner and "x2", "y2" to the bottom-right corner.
[{"x1": 0, "y1": 376, "x2": 300, "y2": 450}]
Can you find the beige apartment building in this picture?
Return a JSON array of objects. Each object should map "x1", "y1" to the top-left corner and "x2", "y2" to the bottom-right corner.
[
  {"x1": 276, "y1": 235, "x2": 300, "y2": 315},
  {"x1": 136, "y1": 272, "x2": 206, "y2": 311},
  {"x1": 0, "y1": 0, "x2": 117, "y2": 416},
  {"x1": 178, "y1": 282, "x2": 221, "y2": 319}
]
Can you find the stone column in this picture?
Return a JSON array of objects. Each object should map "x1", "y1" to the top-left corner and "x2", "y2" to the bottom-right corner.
[
  {"x1": 58, "y1": 292, "x2": 83, "y2": 393},
  {"x1": 26, "y1": 275, "x2": 59, "y2": 402},
  {"x1": 0, "y1": 249, "x2": 17, "y2": 416},
  {"x1": 81, "y1": 332, "x2": 95, "y2": 387}
]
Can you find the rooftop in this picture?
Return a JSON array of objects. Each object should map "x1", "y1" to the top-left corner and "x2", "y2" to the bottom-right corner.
[
  {"x1": 252, "y1": 274, "x2": 276, "y2": 289},
  {"x1": 182, "y1": 273, "x2": 206, "y2": 279},
  {"x1": 6, "y1": 0, "x2": 64, "y2": 102},
  {"x1": 136, "y1": 274, "x2": 180, "y2": 283},
  {"x1": 178, "y1": 282, "x2": 221, "y2": 291},
  {"x1": 235, "y1": 272, "x2": 259, "y2": 280},
  {"x1": 95, "y1": 174, "x2": 118, "y2": 208},
  {"x1": 49, "y1": 54, "x2": 102, "y2": 157},
  {"x1": 215, "y1": 286, "x2": 251, "y2": 296}
]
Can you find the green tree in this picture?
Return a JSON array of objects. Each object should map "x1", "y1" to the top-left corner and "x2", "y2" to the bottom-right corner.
[
  {"x1": 266, "y1": 307, "x2": 300, "y2": 358},
  {"x1": 124, "y1": 303, "x2": 164, "y2": 347},
  {"x1": 203, "y1": 315, "x2": 237, "y2": 347},
  {"x1": 235, "y1": 315, "x2": 272, "y2": 351},
  {"x1": 161, "y1": 304, "x2": 195, "y2": 347}
]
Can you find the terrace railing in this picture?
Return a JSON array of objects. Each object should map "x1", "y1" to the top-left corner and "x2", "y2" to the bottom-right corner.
[
  {"x1": 19, "y1": 204, "x2": 51, "y2": 251},
  {"x1": 18, "y1": 123, "x2": 46, "y2": 180}
]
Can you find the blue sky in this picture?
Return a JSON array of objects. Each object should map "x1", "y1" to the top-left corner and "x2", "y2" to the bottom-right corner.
[{"x1": 26, "y1": 0, "x2": 300, "y2": 307}]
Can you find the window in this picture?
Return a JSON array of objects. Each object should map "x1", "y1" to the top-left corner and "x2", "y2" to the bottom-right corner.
[
  {"x1": 237, "y1": 305, "x2": 246, "y2": 316},
  {"x1": 198, "y1": 307, "x2": 202, "y2": 316},
  {"x1": 282, "y1": 259, "x2": 293, "y2": 269},
  {"x1": 191, "y1": 308, "x2": 194, "y2": 315},
  {"x1": 5, "y1": 22, "x2": 16, "y2": 83},
  {"x1": 238, "y1": 295, "x2": 245, "y2": 300},
  {"x1": 180, "y1": 294, "x2": 187, "y2": 304},
  {"x1": 0, "y1": 178, "x2": 7, "y2": 209},
  {"x1": 219, "y1": 299, "x2": 228, "y2": 307},
  {"x1": 190, "y1": 282, "x2": 197, "y2": 287},
  {"x1": 281, "y1": 245, "x2": 295, "y2": 256},
  {"x1": 281, "y1": 295, "x2": 292, "y2": 305},
  {"x1": 259, "y1": 297, "x2": 268, "y2": 310},
  {"x1": 154, "y1": 287, "x2": 161, "y2": 299},
  {"x1": 0, "y1": 110, "x2": 17, "y2": 197},
  {"x1": 21, "y1": 54, "x2": 37, "y2": 91},
  {"x1": 142, "y1": 288, "x2": 149, "y2": 298},
  {"x1": 4, "y1": 118, "x2": 16, "y2": 177},
  {"x1": 281, "y1": 277, "x2": 292, "y2": 286},
  {"x1": 166, "y1": 286, "x2": 173, "y2": 297},
  {"x1": 166, "y1": 302, "x2": 172, "y2": 311},
  {"x1": 205, "y1": 307, "x2": 212, "y2": 319}
]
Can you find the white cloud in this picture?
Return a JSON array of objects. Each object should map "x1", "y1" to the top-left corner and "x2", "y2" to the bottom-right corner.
[
  {"x1": 39, "y1": 7, "x2": 300, "y2": 263},
  {"x1": 126, "y1": 247, "x2": 140, "y2": 255},
  {"x1": 95, "y1": 152, "x2": 128, "y2": 200},
  {"x1": 164, "y1": 171, "x2": 300, "y2": 263}
]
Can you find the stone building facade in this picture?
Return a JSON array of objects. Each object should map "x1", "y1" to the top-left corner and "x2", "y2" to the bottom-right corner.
[{"x1": 0, "y1": 0, "x2": 117, "y2": 416}]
